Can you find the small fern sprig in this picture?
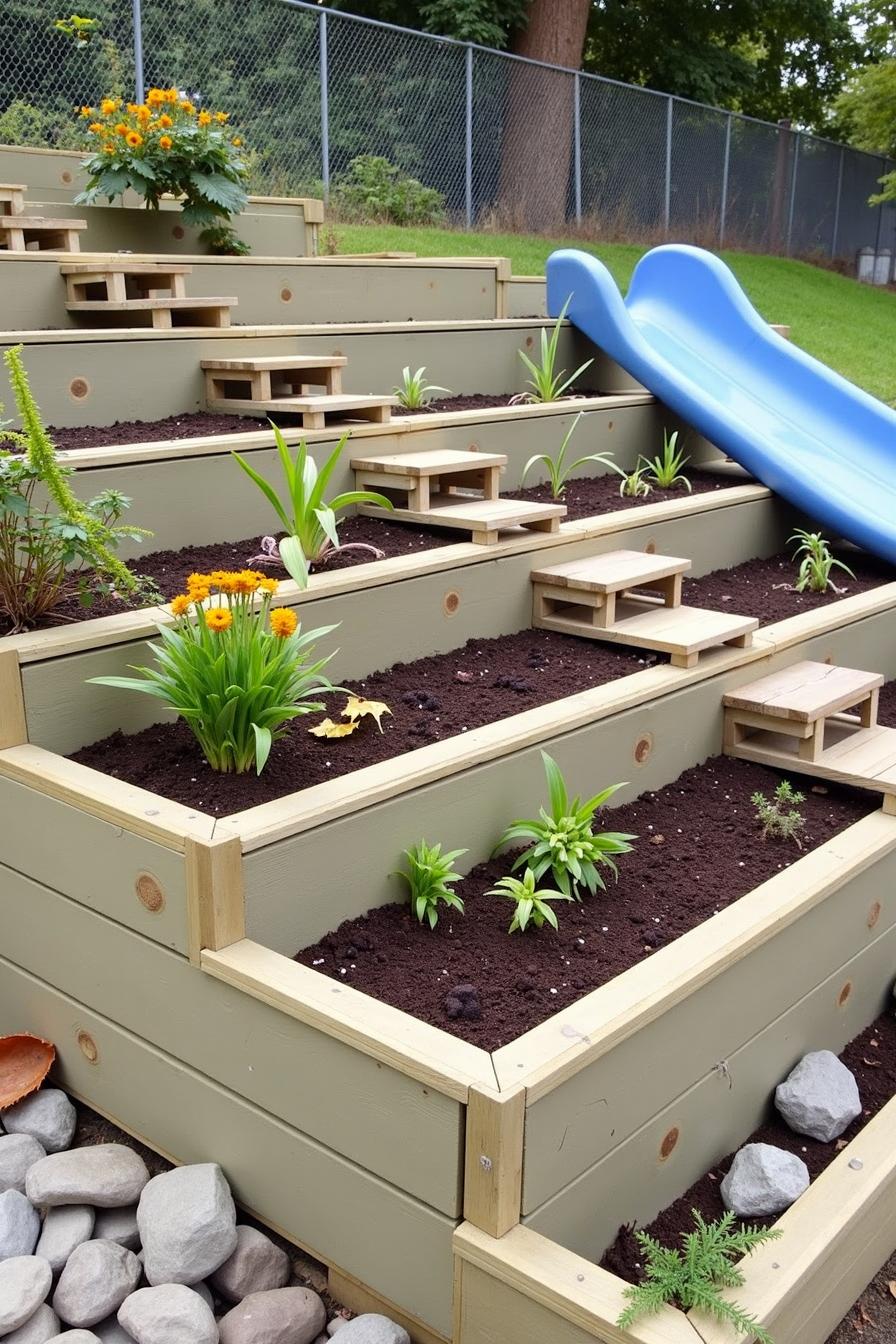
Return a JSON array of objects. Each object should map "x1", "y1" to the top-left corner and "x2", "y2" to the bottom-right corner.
[{"x1": 617, "y1": 1210, "x2": 781, "y2": 1343}]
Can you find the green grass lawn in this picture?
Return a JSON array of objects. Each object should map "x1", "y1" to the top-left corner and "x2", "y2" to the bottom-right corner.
[{"x1": 332, "y1": 222, "x2": 896, "y2": 404}]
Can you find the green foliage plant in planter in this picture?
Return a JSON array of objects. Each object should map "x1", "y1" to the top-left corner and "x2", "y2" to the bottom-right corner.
[
  {"x1": 395, "y1": 839, "x2": 468, "y2": 929},
  {"x1": 512, "y1": 299, "x2": 594, "y2": 404},
  {"x1": 487, "y1": 868, "x2": 572, "y2": 934},
  {"x1": 76, "y1": 85, "x2": 249, "y2": 252},
  {"x1": 393, "y1": 366, "x2": 451, "y2": 410},
  {"x1": 788, "y1": 528, "x2": 856, "y2": 594},
  {"x1": 332, "y1": 155, "x2": 445, "y2": 226},
  {"x1": 520, "y1": 412, "x2": 617, "y2": 498}
]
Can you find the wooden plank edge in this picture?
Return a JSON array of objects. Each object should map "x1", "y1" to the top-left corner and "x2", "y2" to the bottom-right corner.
[
  {"x1": 0, "y1": 316, "x2": 583, "y2": 343},
  {"x1": 492, "y1": 807, "x2": 896, "y2": 1099},
  {"x1": 463, "y1": 1086, "x2": 526, "y2": 1238},
  {"x1": 200, "y1": 939, "x2": 496, "y2": 1101},
  {"x1": 0, "y1": 742, "x2": 216, "y2": 848},
  {"x1": 453, "y1": 1222, "x2": 702, "y2": 1344},
  {"x1": 185, "y1": 834, "x2": 246, "y2": 965},
  {"x1": 0, "y1": 648, "x2": 26, "y2": 749},
  {"x1": 3, "y1": 250, "x2": 510, "y2": 271}
]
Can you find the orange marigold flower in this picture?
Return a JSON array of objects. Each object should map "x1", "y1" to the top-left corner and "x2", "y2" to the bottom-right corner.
[
  {"x1": 231, "y1": 569, "x2": 261, "y2": 594},
  {"x1": 136, "y1": 105, "x2": 152, "y2": 123},
  {"x1": 157, "y1": 113, "x2": 173, "y2": 128},
  {"x1": 198, "y1": 110, "x2": 212, "y2": 126},
  {"x1": 147, "y1": 88, "x2": 165, "y2": 106},
  {"x1": 166, "y1": 87, "x2": 180, "y2": 103},
  {"x1": 80, "y1": 105, "x2": 93, "y2": 118},
  {"x1": 180, "y1": 100, "x2": 195, "y2": 114},
  {"x1": 100, "y1": 98, "x2": 119, "y2": 115},
  {"x1": 270, "y1": 607, "x2": 298, "y2": 639},
  {"x1": 214, "y1": 111, "x2": 229, "y2": 123},
  {"x1": 159, "y1": 135, "x2": 173, "y2": 151},
  {"x1": 170, "y1": 594, "x2": 192, "y2": 617},
  {"x1": 205, "y1": 607, "x2": 233, "y2": 633},
  {"x1": 186, "y1": 571, "x2": 209, "y2": 589},
  {"x1": 88, "y1": 122, "x2": 104, "y2": 134},
  {"x1": 125, "y1": 130, "x2": 143, "y2": 148},
  {"x1": 259, "y1": 576, "x2": 279, "y2": 595},
  {"x1": 102, "y1": 144, "x2": 116, "y2": 155},
  {"x1": 231, "y1": 137, "x2": 242, "y2": 147},
  {"x1": 113, "y1": 122, "x2": 128, "y2": 136}
]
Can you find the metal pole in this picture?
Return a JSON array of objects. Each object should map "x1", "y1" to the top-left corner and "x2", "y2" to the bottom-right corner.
[
  {"x1": 875, "y1": 157, "x2": 886, "y2": 255},
  {"x1": 664, "y1": 96, "x2": 673, "y2": 233},
  {"x1": 719, "y1": 113, "x2": 731, "y2": 247},
  {"x1": 573, "y1": 72, "x2": 582, "y2": 225},
  {"x1": 132, "y1": 0, "x2": 145, "y2": 104},
  {"x1": 319, "y1": 11, "x2": 330, "y2": 203},
  {"x1": 785, "y1": 129, "x2": 799, "y2": 255},
  {"x1": 831, "y1": 146, "x2": 844, "y2": 258},
  {"x1": 464, "y1": 45, "x2": 473, "y2": 230}
]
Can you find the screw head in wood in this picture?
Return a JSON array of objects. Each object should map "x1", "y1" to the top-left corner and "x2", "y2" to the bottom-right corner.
[
  {"x1": 77, "y1": 1031, "x2": 98, "y2": 1064},
  {"x1": 443, "y1": 590, "x2": 461, "y2": 616},
  {"x1": 135, "y1": 872, "x2": 165, "y2": 914},
  {"x1": 479, "y1": 1155, "x2": 493, "y2": 1172},
  {"x1": 659, "y1": 1126, "x2": 679, "y2": 1160}
]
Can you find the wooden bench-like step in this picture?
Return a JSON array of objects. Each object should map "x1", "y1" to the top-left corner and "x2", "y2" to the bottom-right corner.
[
  {"x1": 0, "y1": 216, "x2": 86, "y2": 252},
  {"x1": 0, "y1": 184, "x2": 26, "y2": 217},
  {"x1": 202, "y1": 356, "x2": 348, "y2": 401},
  {"x1": 359, "y1": 494, "x2": 566, "y2": 545},
  {"x1": 353, "y1": 448, "x2": 508, "y2": 510},
  {"x1": 531, "y1": 549, "x2": 691, "y2": 624},
  {"x1": 206, "y1": 392, "x2": 392, "y2": 429},
  {"x1": 536, "y1": 595, "x2": 756, "y2": 666},
  {"x1": 60, "y1": 261, "x2": 193, "y2": 304},
  {"x1": 66, "y1": 296, "x2": 236, "y2": 329}
]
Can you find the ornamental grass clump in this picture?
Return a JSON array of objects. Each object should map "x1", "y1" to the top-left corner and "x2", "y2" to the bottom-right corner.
[
  {"x1": 76, "y1": 86, "x2": 248, "y2": 251},
  {"x1": 0, "y1": 345, "x2": 153, "y2": 632},
  {"x1": 395, "y1": 840, "x2": 468, "y2": 929},
  {"x1": 89, "y1": 571, "x2": 340, "y2": 775}
]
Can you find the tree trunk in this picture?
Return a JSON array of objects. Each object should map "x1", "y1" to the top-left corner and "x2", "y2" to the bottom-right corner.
[{"x1": 495, "y1": 0, "x2": 591, "y2": 231}]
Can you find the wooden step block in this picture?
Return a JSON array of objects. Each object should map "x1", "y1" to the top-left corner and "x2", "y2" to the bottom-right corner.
[
  {"x1": 0, "y1": 216, "x2": 86, "y2": 252},
  {"x1": 202, "y1": 355, "x2": 347, "y2": 401},
  {"x1": 532, "y1": 548, "x2": 691, "y2": 625},
  {"x1": 0, "y1": 184, "x2": 26, "y2": 217},
  {"x1": 723, "y1": 718, "x2": 896, "y2": 800},
  {"x1": 360, "y1": 494, "x2": 565, "y2": 545},
  {"x1": 61, "y1": 261, "x2": 194, "y2": 304},
  {"x1": 353, "y1": 448, "x2": 508, "y2": 510},
  {"x1": 66, "y1": 296, "x2": 235, "y2": 329},
  {"x1": 535, "y1": 596, "x2": 755, "y2": 665},
  {"x1": 206, "y1": 393, "x2": 392, "y2": 429}
]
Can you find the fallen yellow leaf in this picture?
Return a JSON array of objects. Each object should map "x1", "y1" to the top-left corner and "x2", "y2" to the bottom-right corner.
[
  {"x1": 888, "y1": 1280, "x2": 896, "y2": 1300},
  {"x1": 342, "y1": 694, "x2": 393, "y2": 731},
  {"x1": 308, "y1": 718, "x2": 359, "y2": 738}
]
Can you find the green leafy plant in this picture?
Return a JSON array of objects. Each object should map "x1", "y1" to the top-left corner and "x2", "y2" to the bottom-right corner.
[
  {"x1": 54, "y1": 13, "x2": 98, "y2": 43},
  {"x1": 788, "y1": 528, "x2": 856, "y2": 593},
  {"x1": 751, "y1": 779, "x2": 806, "y2": 847},
  {"x1": 0, "y1": 346, "x2": 153, "y2": 632},
  {"x1": 76, "y1": 86, "x2": 248, "y2": 234},
  {"x1": 617, "y1": 1209, "x2": 781, "y2": 1343},
  {"x1": 393, "y1": 366, "x2": 451, "y2": 410},
  {"x1": 395, "y1": 840, "x2": 468, "y2": 929},
  {"x1": 493, "y1": 751, "x2": 635, "y2": 898},
  {"x1": 487, "y1": 868, "x2": 572, "y2": 934},
  {"x1": 512, "y1": 299, "x2": 594, "y2": 404},
  {"x1": 89, "y1": 569, "x2": 339, "y2": 775},
  {"x1": 234, "y1": 426, "x2": 395, "y2": 589},
  {"x1": 332, "y1": 155, "x2": 445, "y2": 226},
  {"x1": 198, "y1": 223, "x2": 251, "y2": 256},
  {"x1": 520, "y1": 412, "x2": 617, "y2": 499},
  {"x1": 643, "y1": 429, "x2": 692, "y2": 491},
  {"x1": 608, "y1": 459, "x2": 652, "y2": 498}
]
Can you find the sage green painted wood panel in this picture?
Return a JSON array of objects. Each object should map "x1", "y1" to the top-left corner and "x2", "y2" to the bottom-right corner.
[
  {"x1": 245, "y1": 601, "x2": 896, "y2": 954},
  {"x1": 458, "y1": 1264, "x2": 599, "y2": 1344},
  {"x1": 0, "y1": 864, "x2": 464, "y2": 1213},
  {"x1": 0, "y1": 957, "x2": 457, "y2": 1335},
  {"x1": 0, "y1": 773, "x2": 188, "y2": 951},
  {"x1": 523, "y1": 925, "x2": 896, "y2": 1261},
  {"x1": 0, "y1": 322, "x2": 581, "y2": 427},
  {"x1": 505, "y1": 279, "x2": 546, "y2": 320},
  {"x1": 22, "y1": 496, "x2": 783, "y2": 755},
  {"x1": 521, "y1": 838, "x2": 896, "y2": 1211}
]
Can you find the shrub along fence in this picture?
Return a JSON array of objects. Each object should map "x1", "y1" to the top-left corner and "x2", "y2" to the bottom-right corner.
[{"x1": 2, "y1": 0, "x2": 895, "y2": 259}]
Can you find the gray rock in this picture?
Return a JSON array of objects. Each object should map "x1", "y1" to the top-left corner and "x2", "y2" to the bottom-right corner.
[
  {"x1": 721, "y1": 1143, "x2": 810, "y2": 1217},
  {"x1": 53, "y1": 1241, "x2": 141, "y2": 1329},
  {"x1": 4, "y1": 1094, "x2": 77, "y2": 1155},
  {"x1": 91, "y1": 1209, "x2": 138, "y2": 1254},
  {"x1": 92, "y1": 1319, "x2": 135, "y2": 1343},
  {"x1": 327, "y1": 1321, "x2": 348, "y2": 1337},
  {"x1": 218, "y1": 1287, "x2": 326, "y2": 1344},
  {"x1": 210, "y1": 1226, "x2": 290, "y2": 1302},
  {"x1": 3, "y1": 1304, "x2": 61, "y2": 1343},
  {"x1": 35, "y1": 1207, "x2": 96, "y2": 1275},
  {"x1": 137, "y1": 1165, "x2": 236, "y2": 1286},
  {"x1": 0, "y1": 1189, "x2": 41, "y2": 1260},
  {"x1": 0, "y1": 1136, "x2": 47, "y2": 1197},
  {"x1": 117, "y1": 1284, "x2": 218, "y2": 1344},
  {"x1": 0, "y1": 1257, "x2": 53, "y2": 1334},
  {"x1": 190, "y1": 1283, "x2": 214, "y2": 1311},
  {"x1": 45, "y1": 1334, "x2": 102, "y2": 1342},
  {"x1": 328, "y1": 1317, "x2": 410, "y2": 1344},
  {"x1": 27, "y1": 1148, "x2": 149, "y2": 1210},
  {"x1": 775, "y1": 1050, "x2": 863, "y2": 1142}
]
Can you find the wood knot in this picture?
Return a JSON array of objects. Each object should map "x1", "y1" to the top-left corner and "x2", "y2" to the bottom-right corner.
[
  {"x1": 77, "y1": 1031, "x2": 98, "y2": 1064},
  {"x1": 634, "y1": 734, "x2": 653, "y2": 766},
  {"x1": 280, "y1": 287, "x2": 293, "y2": 303},
  {"x1": 659, "y1": 1126, "x2": 679, "y2": 1160},
  {"x1": 69, "y1": 377, "x2": 89, "y2": 400},
  {"x1": 867, "y1": 901, "x2": 882, "y2": 929},
  {"x1": 838, "y1": 981, "x2": 852, "y2": 1007},
  {"x1": 443, "y1": 590, "x2": 460, "y2": 616},
  {"x1": 135, "y1": 872, "x2": 165, "y2": 913},
  {"x1": 644, "y1": 540, "x2": 657, "y2": 555}
]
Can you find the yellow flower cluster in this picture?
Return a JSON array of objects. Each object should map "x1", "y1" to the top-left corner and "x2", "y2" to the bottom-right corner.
[
  {"x1": 168, "y1": 571, "x2": 296, "y2": 636},
  {"x1": 81, "y1": 89, "x2": 237, "y2": 156}
]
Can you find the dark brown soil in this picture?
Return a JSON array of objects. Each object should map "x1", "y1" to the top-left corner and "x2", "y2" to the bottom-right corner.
[
  {"x1": 685, "y1": 549, "x2": 896, "y2": 625},
  {"x1": 392, "y1": 391, "x2": 601, "y2": 415},
  {"x1": 602, "y1": 1011, "x2": 896, "y2": 1284},
  {"x1": 70, "y1": 627, "x2": 647, "y2": 812},
  {"x1": 509, "y1": 466, "x2": 727, "y2": 514},
  {"x1": 295, "y1": 755, "x2": 875, "y2": 1050},
  {"x1": 47, "y1": 412, "x2": 265, "y2": 451}
]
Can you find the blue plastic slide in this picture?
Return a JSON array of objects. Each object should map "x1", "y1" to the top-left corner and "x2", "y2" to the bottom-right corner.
[{"x1": 546, "y1": 245, "x2": 896, "y2": 565}]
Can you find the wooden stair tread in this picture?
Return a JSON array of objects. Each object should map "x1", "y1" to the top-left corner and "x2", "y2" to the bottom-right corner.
[
  {"x1": 60, "y1": 261, "x2": 193, "y2": 275},
  {"x1": 351, "y1": 448, "x2": 507, "y2": 475},
  {"x1": 208, "y1": 394, "x2": 391, "y2": 413},
  {"x1": 201, "y1": 355, "x2": 348, "y2": 371},
  {"x1": 66, "y1": 296, "x2": 236, "y2": 311},
  {"x1": 362, "y1": 495, "x2": 565, "y2": 529},
  {"x1": 726, "y1": 722, "x2": 896, "y2": 797},
  {"x1": 531, "y1": 548, "x2": 691, "y2": 593},
  {"x1": 723, "y1": 660, "x2": 883, "y2": 723},
  {"x1": 539, "y1": 598, "x2": 756, "y2": 654},
  {"x1": 0, "y1": 216, "x2": 87, "y2": 230},
  {"x1": 0, "y1": 184, "x2": 27, "y2": 192}
]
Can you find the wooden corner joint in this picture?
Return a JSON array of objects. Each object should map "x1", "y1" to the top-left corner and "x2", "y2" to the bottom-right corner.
[
  {"x1": 0, "y1": 648, "x2": 27, "y2": 750},
  {"x1": 184, "y1": 833, "x2": 246, "y2": 965},
  {"x1": 463, "y1": 1084, "x2": 526, "y2": 1239}
]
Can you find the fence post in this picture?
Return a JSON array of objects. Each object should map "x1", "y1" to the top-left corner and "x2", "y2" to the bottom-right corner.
[
  {"x1": 132, "y1": 0, "x2": 145, "y2": 104},
  {"x1": 875, "y1": 158, "x2": 886, "y2": 257},
  {"x1": 464, "y1": 45, "x2": 473, "y2": 230},
  {"x1": 831, "y1": 146, "x2": 844, "y2": 259},
  {"x1": 573, "y1": 72, "x2": 582, "y2": 225},
  {"x1": 664, "y1": 96, "x2": 673, "y2": 233},
  {"x1": 785, "y1": 129, "x2": 799, "y2": 255},
  {"x1": 719, "y1": 112, "x2": 732, "y2": 247},
  {"x1": 319, "y1": 10, "x2": 330, "y2": 203}
]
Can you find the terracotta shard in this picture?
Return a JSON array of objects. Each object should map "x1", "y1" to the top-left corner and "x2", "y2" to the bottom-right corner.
[{"x1": 0, "y1": 1034, "x2": 56, "y2": 1109}]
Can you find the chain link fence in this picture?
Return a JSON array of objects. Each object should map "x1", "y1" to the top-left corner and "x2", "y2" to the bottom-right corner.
[{"x1": 2, "y1": 0, "x2": 893, "y2": 262}]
